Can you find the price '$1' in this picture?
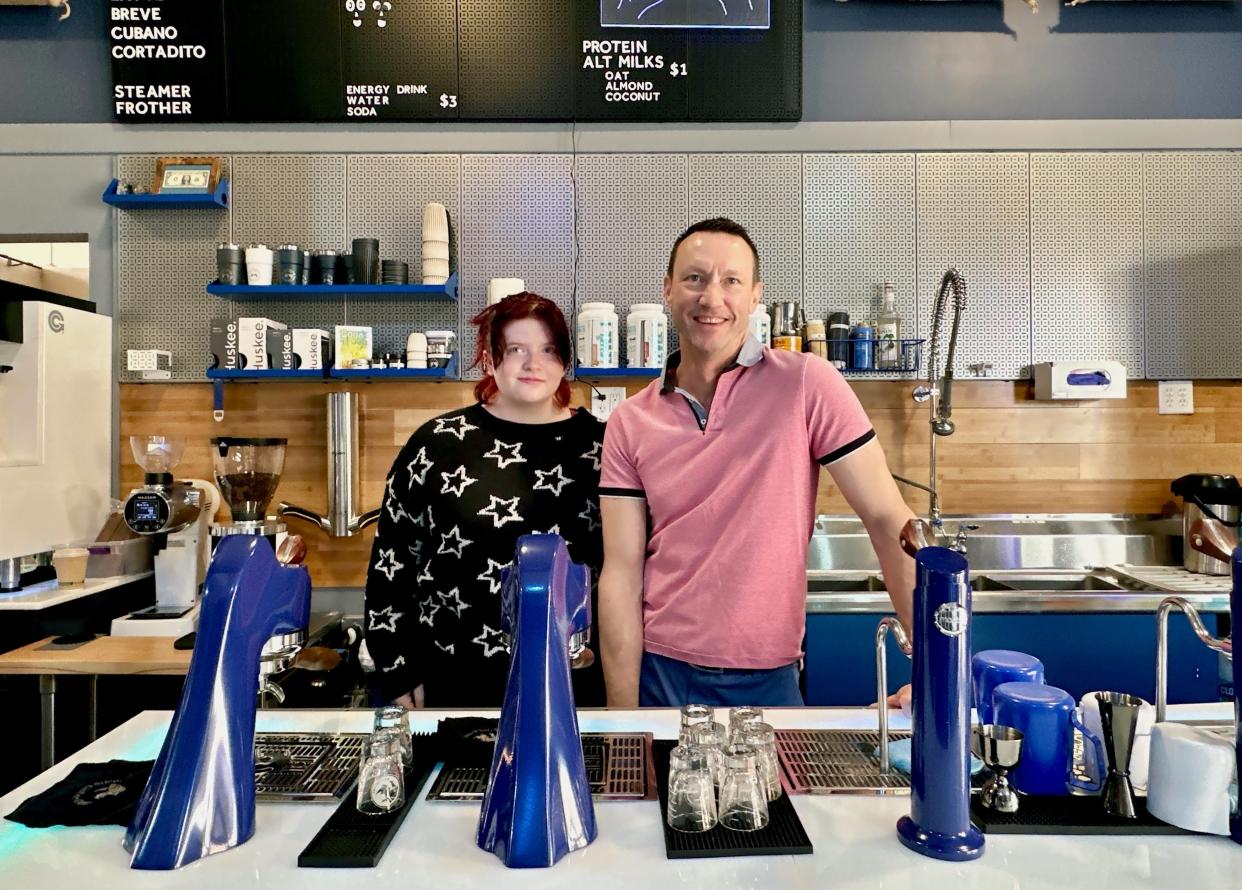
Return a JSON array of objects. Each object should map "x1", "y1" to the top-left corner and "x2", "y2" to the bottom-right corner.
[{"x1": 669, "y1": 63, "x2": 688, "y2": 77}]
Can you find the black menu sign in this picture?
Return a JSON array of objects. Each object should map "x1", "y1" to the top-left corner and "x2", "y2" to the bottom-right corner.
[
  {"x1": 109, "y1": 0, "x2": 227, "y2": 122},
  {"x1": 108, "y1": 0, "x2": 799, "y2": 123}
]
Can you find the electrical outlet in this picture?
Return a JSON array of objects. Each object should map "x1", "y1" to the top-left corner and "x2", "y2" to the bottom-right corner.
[
  {"x1": 1157, "y1": 380, "x2": 1194, "y2": 415},
  {"x1": 590, "y1": 386, "x2": 626, "y2": 422}
]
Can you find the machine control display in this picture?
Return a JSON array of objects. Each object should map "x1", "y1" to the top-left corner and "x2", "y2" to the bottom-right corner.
[{"x1": 125, "y1": 491, "x2": 171, "y2": 534}]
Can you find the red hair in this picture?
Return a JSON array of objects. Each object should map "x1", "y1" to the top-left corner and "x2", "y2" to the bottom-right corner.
[{"x1": 470, "y1": 292, "x2": 573, "y2": 408}]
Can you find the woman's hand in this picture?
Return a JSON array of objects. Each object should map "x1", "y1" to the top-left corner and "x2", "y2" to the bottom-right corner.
[{"x1": 394, "y1": 685, "x2": 425, "y2": 710}]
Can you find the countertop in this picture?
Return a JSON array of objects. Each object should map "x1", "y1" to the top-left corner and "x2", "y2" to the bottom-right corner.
[
  {"x1": 0, "y1": 573, "x2": 153, "y2": 612},
  {"x1": 1, "y1": 704, "x2": 1237, "y2": 888},
  {"x1": 0, "y1": 633, "x2": 190, "y2": 675}
]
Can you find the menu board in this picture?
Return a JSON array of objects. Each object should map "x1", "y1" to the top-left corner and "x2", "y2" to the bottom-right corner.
[{"x1": 109, "y1": 0, "x2": 800, "y2": 123}]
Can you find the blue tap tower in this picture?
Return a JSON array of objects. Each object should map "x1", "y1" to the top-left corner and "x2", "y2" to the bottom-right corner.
[
  {"x1": 896, "y1": 546, "x2": 985, "y2": 862},
  {"x1": 124, "y1": 535, "x2": 311, "y2": 870},
  {"x1": 477, "y1": 534, "x2": 597, "y2": 868},
  {"x1": 1232, "y1": 546, "x2": 1241, "y2": 847}
]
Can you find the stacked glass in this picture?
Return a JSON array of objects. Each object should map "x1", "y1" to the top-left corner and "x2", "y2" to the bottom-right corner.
[
  {"x1": 357, "y1": 706, "x2": 413, "y2": 815},
  {"x1": 738, "y1": 722, "x2": 782, "y2": 802},
  {"x1": 667, "y1": 704, "x2": 772, "y2": 833}
]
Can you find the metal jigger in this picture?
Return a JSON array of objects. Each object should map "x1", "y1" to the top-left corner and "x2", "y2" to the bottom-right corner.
[
  {"x1": 1096, "y1": 692, "x2": 1142, "y2": 819},
  {"x1": 972, "y1": 725, "x2": 1024, "y2": 813}
]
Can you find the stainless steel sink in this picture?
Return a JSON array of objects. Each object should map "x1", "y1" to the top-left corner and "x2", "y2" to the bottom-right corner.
[
  {"x1": 976, "y1": 572, "x2": 1126, "y2": 592},
  {"x1": 808, "y1": 574, "x2": 888, "y2": 593},
  {"x1": 808, "y1": 514, "x2": 1180, "y2": 573}
]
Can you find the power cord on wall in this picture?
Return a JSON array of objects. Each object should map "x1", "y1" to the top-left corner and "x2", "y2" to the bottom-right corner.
[{"x1": 567, "y1": 118, "x2": 610, "y2": 408}]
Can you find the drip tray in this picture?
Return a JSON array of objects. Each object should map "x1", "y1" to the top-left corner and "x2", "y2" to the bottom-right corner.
[
  {"x1": 255, "y1": 732, "x2": 368, "y2": 802},
  {"x1": 777, "y1": 729, "x2": 914, "y2": 796},
  {"x1": 426, "y1": 732, "x2": 656, "y2": 801}
]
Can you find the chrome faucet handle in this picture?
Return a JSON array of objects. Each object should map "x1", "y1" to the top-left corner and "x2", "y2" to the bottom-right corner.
[
  {"x1": 258, "y1": 678, "x2": 286, "y2": 706},
  {"x1": 1155, "y1": 597, "x2": 1232, "y2": 723},
  {"x1": 949, "y1": 523, "x2": 980, "y2": 554},
  {"x1": 912, "y1": 385, "x2": 933, "y2": 404}
]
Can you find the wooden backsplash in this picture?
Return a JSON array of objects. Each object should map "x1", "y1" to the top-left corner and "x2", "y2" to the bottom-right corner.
[{"x1": 120, "y1": 379, "x2": 1242, "y2": 587}]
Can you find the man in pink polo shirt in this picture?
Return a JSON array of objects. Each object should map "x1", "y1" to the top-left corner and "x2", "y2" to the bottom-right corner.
[{"x1": 599, "y1": 217, "x2": 918, "y2": 707}]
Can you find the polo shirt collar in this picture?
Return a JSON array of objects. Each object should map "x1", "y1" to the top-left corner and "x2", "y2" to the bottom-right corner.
[{"x1": 660, "y1": 334, "x2": 765, "y2": 394}]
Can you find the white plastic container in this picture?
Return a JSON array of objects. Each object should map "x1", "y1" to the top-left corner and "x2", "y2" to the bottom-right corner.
[
  {"x1": 625, "y1": 303, "x2": 667, "y2": 369},
  {"x1": 244, "y1": 244, "x2": 273, "y2": 286},
  {"x1": 748, "y1": 303, "x2": 771, "y2": 346},
  {"x1": 577, "y1": 302, "x2": 618, "y2": 368}
]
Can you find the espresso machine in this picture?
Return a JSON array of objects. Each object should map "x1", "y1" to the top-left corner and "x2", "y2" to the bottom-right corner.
[{"x1": 116, "y1": 436, "x2": 219, "y2": 637}]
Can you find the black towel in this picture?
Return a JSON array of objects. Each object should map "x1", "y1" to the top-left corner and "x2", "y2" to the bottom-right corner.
[{"x1": 5, "y1": 760, "x2": 154, "y2": 828}]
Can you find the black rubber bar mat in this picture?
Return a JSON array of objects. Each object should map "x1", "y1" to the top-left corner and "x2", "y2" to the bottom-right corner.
[
  {"x1": 653, "y1": 739, "x2": 813, "y2": 859},
  {"x1": 971, "y1": 794, "x2": 1189, "y2": 835},
  {"x1": 298, "y1": 733, "x2": 435, "y2": 867}
]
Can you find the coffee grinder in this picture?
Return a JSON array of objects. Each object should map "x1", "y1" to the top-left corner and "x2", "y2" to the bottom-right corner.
[
  {"x1": 116, "y1": 436, "x2": 220, "y2": 637},
  {"x1": 208, "y1": 437, "x2": 304, "y2": 692}
]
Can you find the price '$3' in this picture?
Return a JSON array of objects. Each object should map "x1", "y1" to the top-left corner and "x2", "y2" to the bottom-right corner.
[{"x1": 440, "y1": 94, "x2": 458, "y2": 109}]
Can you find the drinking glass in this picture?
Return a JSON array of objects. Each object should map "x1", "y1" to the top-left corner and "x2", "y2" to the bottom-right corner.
[
  {"x1": 679, "y1": 704, "x2": 714, "y2": 746},
  {"x1": 357, "y1": 737, "x2": 405, "y2": 815},
  {"x1": 728, "y1": 707, "x2": 764, "y2": 743},
  {"x1": 374, "y1": 705, "x2": 412, "y2": 765},
  {"x1": 667, "y1": 745, "x2": 717, "y2": 832},
  {"x1": 739, "y1": 722, "x2": 782, "y2": 801},
  {"x1": 688, "y1": 722, "x2": 728, "y2": 789},
  {"x1": 718, "y1": 744, "x2": 769, "y2": 832},
  {"x1": 372, "y1": 727, "x2": 411, "y2": 770}
]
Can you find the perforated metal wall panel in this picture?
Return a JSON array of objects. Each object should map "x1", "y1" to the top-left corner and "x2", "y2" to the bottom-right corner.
[
  {"x1": 459, "y1": 155, "x2": 574, "y2": 379},
  {"x1": 688, "y1": 154, "x2": 802, "y2": 313},
  {"x1": 230, "y1": 154, "x2": 350, "y2": 339},
  {"x1": 1030, "y1": 153, "x2": 1144, "y2": 372},
  {"x1": 917, "y1": 153, "x2": 1031, "y2": 379},
  {"x1": 573, "y1": 154, "x2": 687, "y2": 367},
  {"x1": 345, "y1": 155, "x2": 461, "y2": 356},
  {"x1": 1144, "y1": 151, "x2": 1242, "y2": 379},
  {"x1": 115, "y1": 155, "x2": 231, "y2": 382},
  {"x1": 803, "y1": 153, "x2": 916, "y2": 378}
]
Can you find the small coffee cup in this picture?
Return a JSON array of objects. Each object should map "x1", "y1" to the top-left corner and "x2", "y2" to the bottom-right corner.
[
  {"x1": 216, "y1": 243, "x2": 245, "y2": 286},
  {"x1": 52, "y1": 548, "x2": 90, "y2": 587},
  {"x1": 244, "y1": 245, "x2": 273, "y2": 286}
]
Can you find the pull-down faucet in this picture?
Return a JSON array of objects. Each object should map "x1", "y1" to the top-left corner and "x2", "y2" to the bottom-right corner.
[{"x1": 903, "y1": 269, "x2": 967, "y2": 532}]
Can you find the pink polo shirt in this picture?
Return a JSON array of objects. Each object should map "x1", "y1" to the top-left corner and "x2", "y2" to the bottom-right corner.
[{"x1": 600, "y1": 341, "x2": 874, "y2": 669}]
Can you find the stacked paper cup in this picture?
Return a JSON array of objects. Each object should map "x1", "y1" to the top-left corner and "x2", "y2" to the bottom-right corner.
[
  {"x1": 487, "y1": 278, "x2": 526, "y2": 306},
  {"x1": 422, "y1": 202, "x2": 450, "y2": 285}
]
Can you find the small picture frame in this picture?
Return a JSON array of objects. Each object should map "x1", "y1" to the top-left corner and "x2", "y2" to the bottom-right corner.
[{"x1": 153, "y1": 156, "x2": 222, "y2": 194}]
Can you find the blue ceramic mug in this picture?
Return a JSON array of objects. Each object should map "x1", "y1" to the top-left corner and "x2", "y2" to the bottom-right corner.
[
  {"x1": 993, "y1": 682, "x2": 1104, "y2": 796},
  {"x1": 971, "y1": 650, "x2": 1044, "y2": 725}
]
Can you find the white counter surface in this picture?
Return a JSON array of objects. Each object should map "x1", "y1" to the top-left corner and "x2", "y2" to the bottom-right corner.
[
  {"x1": 1, "y1": 705, "x2": 1238, "y2": 888},
  {"x1": 0, "y1": 572, "x2": 152, "y2": 611}
]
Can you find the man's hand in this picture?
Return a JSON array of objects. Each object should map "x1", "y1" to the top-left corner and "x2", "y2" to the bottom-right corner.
[
  {"x1": 885, "y1": 683, "x2": 912, "y2": 715},
  {"x1": 393, "y1": 685, "x2": 425, "y2": 710}
]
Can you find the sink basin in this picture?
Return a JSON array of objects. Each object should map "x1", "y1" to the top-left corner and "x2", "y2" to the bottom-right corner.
[
  {"x1": 808, "y1": 574, "x2": 887, "y2": 593},
  {"x1": 974, "y1": 573, "x2": 1125, "y2": 592}
]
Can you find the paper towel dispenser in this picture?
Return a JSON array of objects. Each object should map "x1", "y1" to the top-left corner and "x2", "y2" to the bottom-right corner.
[{"x1": 1033, "y1": 361, "x2": 1127, "y2": 400}]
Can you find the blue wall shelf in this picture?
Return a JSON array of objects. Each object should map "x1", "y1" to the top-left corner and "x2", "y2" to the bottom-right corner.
[
  {"x1": 103, "y1": 177, "x2": 230, "y2": 209},
  {"x1": 206, "y1": 354, "x2": 459, "y2": 382},
  {"x1": 576, "y1": 366, "x2": 660, "y2": 378},
  {"x1": 205, "y1": 272, "x2": 457, "y2": 301},
  {"x1": 207, "y1": 368, "x2": 327, "y2": 381}
]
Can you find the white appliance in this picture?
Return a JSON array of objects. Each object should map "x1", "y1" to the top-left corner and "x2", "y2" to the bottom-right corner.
[{"x1": 0, "y1": 301, "x2": 112, "y2": 581}]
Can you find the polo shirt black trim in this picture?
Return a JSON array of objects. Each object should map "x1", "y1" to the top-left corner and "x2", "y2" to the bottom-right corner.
[
  {"x1": 600, "y1": 486, "x2": 646, "y2": 499},
  {"x1": 817, "y1": 428, "x2": 877, "y2": 466}
]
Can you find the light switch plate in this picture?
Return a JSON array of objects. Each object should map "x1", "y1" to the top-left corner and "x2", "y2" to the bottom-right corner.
[
  {"x1": 590, "y1": 386, "x2": 626, "y2": 422},
  {"x1": 1157, "y1": 380, "x2": 1194, "y2": 415}
]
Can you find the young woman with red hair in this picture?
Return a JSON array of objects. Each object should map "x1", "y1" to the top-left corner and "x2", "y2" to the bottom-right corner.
[{"x1": 364, "y1": 293, "x2": 605, "y2": 707}]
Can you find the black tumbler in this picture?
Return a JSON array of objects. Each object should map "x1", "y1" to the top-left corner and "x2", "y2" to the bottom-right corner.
[
  {"x1": 301, "y1": 250, "x2": 312, "y2": 285},
  {"x1": 336, "y1": 253, "x2": 355, "y2": 285},
  {"x1": 216, "y1": 243, "x2": 244, "y2": 285},
  {"x1": 275, "y1": 245, "x2": 303, "y2": 286},
  {"x1": 314, "y1": 250, "x2": 338, "y2": 285},
  {"x1": 827, "y1": 311, "x2": 851, "y2": 370},
  {"x1": 352, "y1": 237, "x2": 379, "y2": 285}
]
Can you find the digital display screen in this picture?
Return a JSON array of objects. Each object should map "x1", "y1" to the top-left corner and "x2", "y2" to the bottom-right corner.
[
  {"x1": 133, "y1": 498, "x2": 160, "y2": 522},
  {"x1": 602, "y1": 0, "x2": 771, "y2": 29}
]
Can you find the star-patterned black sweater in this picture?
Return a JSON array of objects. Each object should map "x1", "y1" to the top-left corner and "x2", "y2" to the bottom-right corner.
[{"x1": 364, "y1": 403, "x2": 606, "y2": 708}]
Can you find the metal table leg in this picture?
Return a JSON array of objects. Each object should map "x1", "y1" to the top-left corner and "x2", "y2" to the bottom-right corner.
[
  {"x1": 87, "y1": 675, "x2": 98, "y2": 742},
  {"x1": 38, "y1": 674, "x2": 56, "y2": 771}
]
